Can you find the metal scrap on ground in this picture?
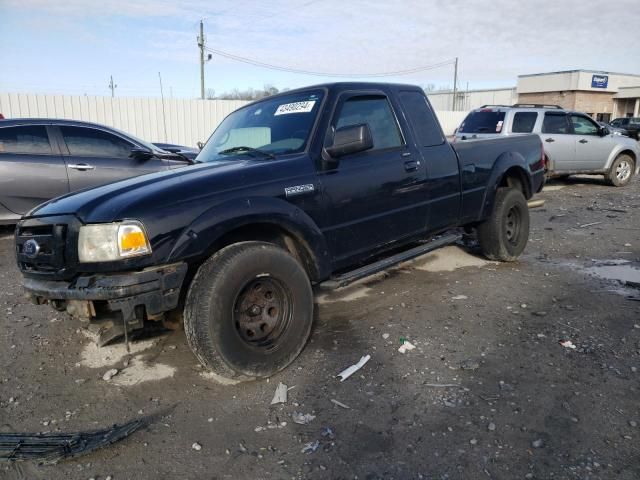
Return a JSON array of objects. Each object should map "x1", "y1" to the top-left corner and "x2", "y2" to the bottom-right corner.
[
  {"x1": 1, "y1": 418, "x2": 145, "y2": 464},
  {"x1": 270, "y1": 382, "x2": 288, "y2": 405}
]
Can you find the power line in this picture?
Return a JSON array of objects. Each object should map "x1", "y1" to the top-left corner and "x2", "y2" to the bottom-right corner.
[{"x1": 204, "y1": 47, "x2": 456, "y2": 78}]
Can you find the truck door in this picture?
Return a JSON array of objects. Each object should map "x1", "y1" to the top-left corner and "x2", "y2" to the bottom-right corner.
[
  {"x1": 0, "y1": 124, "x2": 69, "y2": 214},
  {"x1": 318, "y1": 91, "x2": 428, "y2": 264},
  {"x1": 397, "y1": 90, "x2": 460, "y2": 232},
  {"x1": 541, "y1": 112, "x2": 575, "y2": 171},
  {"x1": 569, "y1": 114, "x2": 615, "y2": 170},
  {"x1": 56, "y1": 126, "x2": 169, "y2": 192}
]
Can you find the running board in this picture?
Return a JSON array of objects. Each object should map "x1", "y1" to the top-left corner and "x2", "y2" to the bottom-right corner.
[{"x1": 321, "y1": 233, "x2": 462, "y2": 289}]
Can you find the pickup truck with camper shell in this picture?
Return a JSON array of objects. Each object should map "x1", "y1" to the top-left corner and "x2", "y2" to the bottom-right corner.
[{"x1": 15, "y1": 82, "x2": 545, "y2": 381}]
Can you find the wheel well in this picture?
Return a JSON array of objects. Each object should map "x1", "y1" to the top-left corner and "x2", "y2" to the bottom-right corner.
[
  {"x1": 499, "y1": 167, "x2": 531, "y2": 199},
  {"x1": 198, "y1": 223, "x2": 320, "y2": 282},
  {"x1": 618, "y1": 150, "x2": 636, "y2": 164}
]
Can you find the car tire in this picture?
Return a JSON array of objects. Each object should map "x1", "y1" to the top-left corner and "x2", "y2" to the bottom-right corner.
[
  {"x1": 184, "y1": 241, "x2": 314, "y2": 381},
  {"x1": 606, "y1": 154, "x2": 635, "y2": 187},
  {"x1": 477, "y1": 187, "x2": 530, "y2": 262}
]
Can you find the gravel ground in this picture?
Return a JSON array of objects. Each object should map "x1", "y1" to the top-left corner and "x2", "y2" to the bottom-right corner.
[{"x1": 1, "y1": 176, "x2": 639, "y2": 480}]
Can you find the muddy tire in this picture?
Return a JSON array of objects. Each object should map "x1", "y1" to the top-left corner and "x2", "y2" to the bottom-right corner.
[
  {"x1": 184, "y1": 241, "x2": 313, "y2": 381},
  {"x1": 606, "y1": 154, "x2": 635, "y2": 187},
  {"x1": 477, "y1": 187, "x2": 530, "y2": 262}
]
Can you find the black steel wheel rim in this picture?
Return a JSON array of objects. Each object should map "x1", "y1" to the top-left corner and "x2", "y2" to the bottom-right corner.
[
  {"x1": 505, "y1": 206, "x2": 522, "y2": 245},
  {"x1": 233, "y1": 276, "x2": 292, "y2": 351}
]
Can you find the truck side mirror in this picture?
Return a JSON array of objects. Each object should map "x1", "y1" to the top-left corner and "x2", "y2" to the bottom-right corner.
[
  {"x1": 325, "y1": 124, "x2": 374, "y2": 158},
  {"x1": 598, "y1": 126, "x2": 609, "y2": 137}
]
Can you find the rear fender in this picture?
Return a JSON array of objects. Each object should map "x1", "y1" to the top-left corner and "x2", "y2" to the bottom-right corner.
[
  {"x1": 479, "y1": 152, "x2": 532, "y2": 220},
  {"x1": 167, "y1": 196, "x2": 331, "y2": 281}
]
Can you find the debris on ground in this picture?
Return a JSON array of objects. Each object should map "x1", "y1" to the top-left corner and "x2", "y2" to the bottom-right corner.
[
  {"x1": 322, "y1": 427, "x2": 334, "y2": 439},
  {"x1": 382, "y1": 333, "x2": 390, "y2": 340},
  {"x1": 291, "y1": 412, "x2": 316, "y2": 425},
  {"x1": 560, "y1": 340, "x2": 577, "y2": 350},
  {"x1": 531, "y1": 439, "x2": 545, "y2": 449},
  {"x1": 191, "y1": 442, "x2": 202, "y2": 451},
  {"x1": 300, "y1": 440, "x2": 320, "y2": 454},
  {"x1": 459, "y1": 359, "x2": 480, "y2": 371},
  {"x1": 0, "y1": 415, "x2": 152, "y2": 464},
  {"x1": 337, "y1": 355, "x2": 370, "y2": 382},
  {"x1": 102, "y1": 369, "x2": 119, "y2": 381},
  {"x1": 270, "y1": 382, "x2": 288, "y2": 405},
  {"x1": 451, "y1": 295, "x2": 468, "y2": 300},
  {"x1": 398, "y1": 341, "x2": 416, "y2": 354},
  {"x1": 330, "y1": 399, "x2": 351, "y2": 409}
]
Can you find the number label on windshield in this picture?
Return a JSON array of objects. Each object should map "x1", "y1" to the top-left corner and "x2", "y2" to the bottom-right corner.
[{"x1": 274, "y1": 101, "x2": 316, "y2": 116}]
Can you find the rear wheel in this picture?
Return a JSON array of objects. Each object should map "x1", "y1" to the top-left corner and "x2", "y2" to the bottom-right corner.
[
  {"x1": 477, "y1": 187, "x2": 530, "y2": 262},
  {"x1": 606, "y1": 154, "x2": 635, "y2": 187},
  {"x1": 184, "y1": 241, "x2": 314, "y2": 381}
]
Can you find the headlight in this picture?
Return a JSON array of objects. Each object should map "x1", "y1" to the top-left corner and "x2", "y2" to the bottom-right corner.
[{"x1": 78, "y1": 221, "x2": 151, "y2": 263}]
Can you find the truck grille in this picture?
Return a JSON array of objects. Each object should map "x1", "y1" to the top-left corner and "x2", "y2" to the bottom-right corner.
[{"x1": 16, "y1": 221, "x2": 69, "y2": 278}]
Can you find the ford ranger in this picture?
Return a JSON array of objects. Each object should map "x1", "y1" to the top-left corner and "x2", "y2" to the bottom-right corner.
[{"x1": 15, "y1": 82, "x2": 545, "y2": 381}]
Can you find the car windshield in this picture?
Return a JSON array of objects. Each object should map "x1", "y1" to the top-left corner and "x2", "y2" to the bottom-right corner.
[
  {"x1": 108, "y1": 125, "x2": 166, "y2": 154},
  {"x1": 458, "y1": 110, "x2": 506, "y2": 134},
  {"x1": 197, "y1": 90, "x2": 324, "y2": 163}
]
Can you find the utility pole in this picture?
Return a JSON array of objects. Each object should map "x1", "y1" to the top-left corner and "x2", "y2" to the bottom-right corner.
[
  {"x1": 158, "y1": 72, "x2": 168, "y2": 142},
  {"x1": 198, "y1": 20, "x2": 205, "y2": 100},
  {"x1": 108, "y1": 75, "x2": 117, "y2": 98},
  {"x1": 452, "y1": 57, "x2": 458, "y2": 111}
]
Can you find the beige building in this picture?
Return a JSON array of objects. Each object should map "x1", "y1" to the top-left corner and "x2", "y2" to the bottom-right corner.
[{"x1": 517, "y1": 70, "x2": 640, "y2": 122}]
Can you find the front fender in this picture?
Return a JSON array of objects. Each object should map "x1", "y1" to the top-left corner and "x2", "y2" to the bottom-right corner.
[
  {"x1": 479, "y1": 152, "x2": 532, "y2": 221},
  {"x1": 604, "y1": 141, "x2": 639, "y2": 171},
  {"x1": 167, "y1": 196, "x2": 332, "y2": 280}
]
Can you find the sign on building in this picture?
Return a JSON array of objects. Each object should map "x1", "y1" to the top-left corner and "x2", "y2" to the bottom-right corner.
[{"x1": 591, "y1": 75, "x2": 609, "y2": 89}]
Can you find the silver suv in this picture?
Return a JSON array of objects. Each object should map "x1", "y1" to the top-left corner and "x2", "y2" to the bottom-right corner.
[{"x1": 454, "y1": 104, "x2": 640, "y2": 187}]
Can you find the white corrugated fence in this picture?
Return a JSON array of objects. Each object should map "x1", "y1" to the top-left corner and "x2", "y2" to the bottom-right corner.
[{"x1": 0, "y1": 93, "x2": 467, "y2": 147}]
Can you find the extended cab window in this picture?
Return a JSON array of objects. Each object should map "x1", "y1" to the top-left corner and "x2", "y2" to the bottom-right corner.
[
  {"x1": 398, "y1": 91, "x2": 443, "y2": 146},
  {"x1": 511, "y1": 112, "x2": 538, "y2": 133},
  {"x1": 542, "y1": 113, "x2": 570, "y2": 134},
  {"x1": 60, "y1": 126, "x2": 133, "y2": 157},
  {"x1": 570, "y1": 115, "x2": 599, "y2": 135},
  {"x1": 335, "y1": 95, "x2": 402, "y2": 150},
  {"x1": 0, "y1": 126, "x2": 52, "y2": 154},
  {"x1": 458, "y1": 110, "x2": 505, "y2": 134}
]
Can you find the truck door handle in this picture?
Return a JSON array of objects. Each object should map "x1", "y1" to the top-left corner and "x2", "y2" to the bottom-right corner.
[
  {"x1": 545, "y1": 138, "x2": 555, "y2": 143},
  {"x1": 579, "y1": 139, "x2": 588, "y2": 144},
  {"x1": 68, "y1": 164, "x2": 95, "y2": 171},
  {"x1": 404, "y1": 160, "x2": 419, "y2": 172}
]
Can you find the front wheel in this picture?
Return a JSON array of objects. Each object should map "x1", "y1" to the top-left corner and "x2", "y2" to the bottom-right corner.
[
  {"x1": 606, "y1": 154, "x2": 635, "y2": 187},
  {"x1": 184, "y1": 241, "x2": 314, "y2": 381},
  {"x1": 477, "y1": 187, "x2": 530, "y2": 262}
]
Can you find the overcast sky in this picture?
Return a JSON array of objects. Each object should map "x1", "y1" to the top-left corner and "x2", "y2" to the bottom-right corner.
[{"x1": 2, "y1": 0, "x2": 639, "y2": 98}]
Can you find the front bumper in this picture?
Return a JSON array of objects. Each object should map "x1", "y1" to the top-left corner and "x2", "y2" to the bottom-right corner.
[{"x1": 24, "y1": 262, "x2": 188, "y2": 323}]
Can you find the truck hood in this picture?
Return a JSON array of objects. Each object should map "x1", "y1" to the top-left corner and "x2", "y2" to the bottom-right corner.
[{"x1": 28, "y1": 159, "x2": 256, "y2": 223}]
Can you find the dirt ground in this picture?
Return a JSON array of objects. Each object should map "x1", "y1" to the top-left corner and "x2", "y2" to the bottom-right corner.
[{"x1": 1, "y1": 176, "x2": 639, "y2": 480}]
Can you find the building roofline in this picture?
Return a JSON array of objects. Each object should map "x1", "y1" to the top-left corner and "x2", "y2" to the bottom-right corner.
[{"x1": 518, "y1": 69, "x2": 640, "y2": 79}]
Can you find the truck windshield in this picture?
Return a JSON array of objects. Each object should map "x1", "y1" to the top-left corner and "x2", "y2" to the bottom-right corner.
[
  {"x1": 459, "y1": 111, "x2": 506, "y2": 134},
  {"x1": 197, "y1": 90, "x2": 324, "y2": 162}
]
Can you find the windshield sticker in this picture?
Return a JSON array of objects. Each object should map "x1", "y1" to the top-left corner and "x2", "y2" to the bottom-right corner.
[{"x1": 274, "y1": 100, "x2": 316, "y2": 116}]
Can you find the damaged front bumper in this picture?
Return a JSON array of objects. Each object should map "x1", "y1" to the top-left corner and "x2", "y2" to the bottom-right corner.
[{"x1": 23, "y1": 263, "x2": 188, "y2": 343}]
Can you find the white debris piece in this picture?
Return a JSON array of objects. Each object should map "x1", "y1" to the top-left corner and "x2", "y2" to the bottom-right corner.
[
  {"x1": 560, "y1": 340, "x2": 577, "y2": 350},
  {"x1": 292, "y1": 412, "x2": 316, "y2": 425},
  {"x1": 270, "y1": 382, "x2": 288, "y2": 405},
  {"x1": 192, "y1": 442, "x2": 202, "y2": 451},
  {"x1": 337, "y1": 355, "x2": 371, "y2": 382},
  {"x1": 331, "y1": 399, "x2": 351, "y2": 409},
  {"x1": 382, "y1": 333, "x2": 390, "y2": 340},
  {"x1": 301, "y1": 440, "x2": 320, "y2": 454},
  {"x1": 102, "y1": 369, "x2": 119, "y2": 381},
  {"x1": 451, "y1": 295, "x2": 468, "y2": 300},
  {"x1": 398, "y1": 341, "x2": 416, "y2": 354}
]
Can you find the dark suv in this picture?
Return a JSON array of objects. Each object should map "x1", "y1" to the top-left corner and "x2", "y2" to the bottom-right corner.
[
  {"x1": 0, "y1": 119, "x2": 191, "y2": 224},
  {"x1": 610, "y1": 117, "x2": 640, "y2": 140}
]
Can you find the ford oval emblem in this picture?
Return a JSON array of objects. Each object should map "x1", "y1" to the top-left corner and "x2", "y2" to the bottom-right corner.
[{"x1": 23, "y1": 239, "x2": 41, "y2": 258}]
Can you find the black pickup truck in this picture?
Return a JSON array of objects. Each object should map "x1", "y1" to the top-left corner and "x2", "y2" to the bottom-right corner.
[{"x1": 16, "y1": 82, "x2": 545, "y2": 381}]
